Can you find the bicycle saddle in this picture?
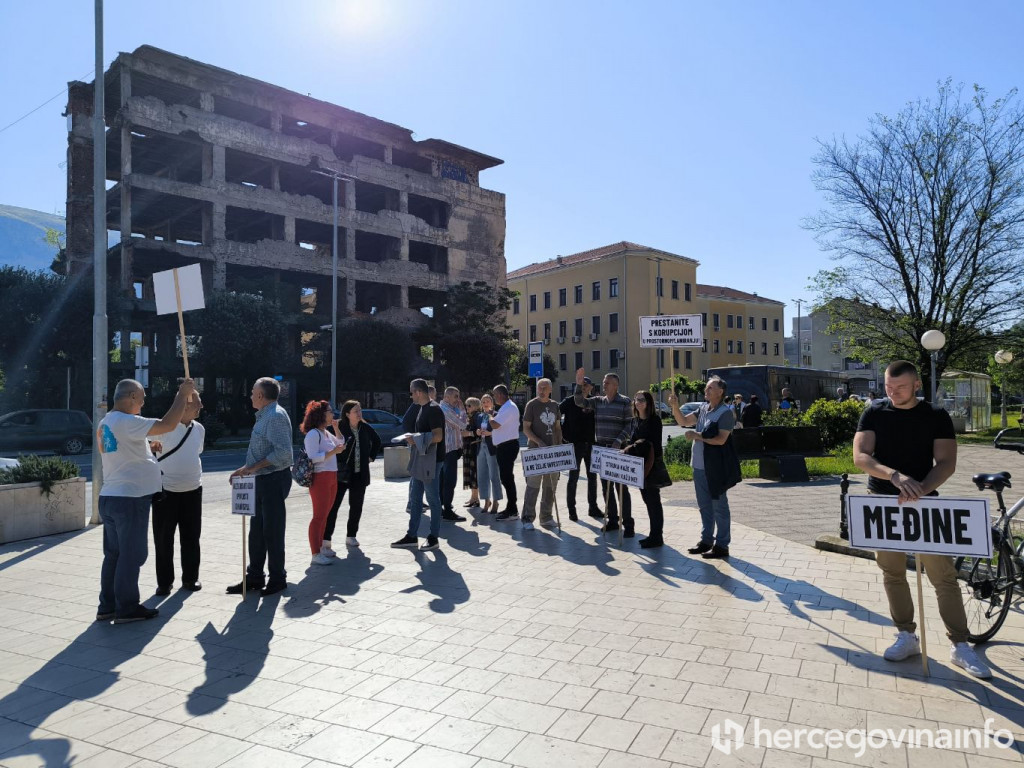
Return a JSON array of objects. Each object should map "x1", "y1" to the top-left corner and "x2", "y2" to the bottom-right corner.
[{"x1": 972, "y1": 471, "x2": 1012, "y2": 491}]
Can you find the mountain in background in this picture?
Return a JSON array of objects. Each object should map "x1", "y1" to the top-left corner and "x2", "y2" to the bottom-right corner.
[{"x1": 0, "y1": 204, "x2": 64, "y2": 273}]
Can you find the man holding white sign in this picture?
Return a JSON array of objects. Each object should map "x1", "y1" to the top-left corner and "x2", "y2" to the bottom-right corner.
[
  {"x1": 853, "y1": 360, "x2": 991, "y2": 679},
  {"x1": 520, "y1": 378, "x2": 562, "y2": 531}
]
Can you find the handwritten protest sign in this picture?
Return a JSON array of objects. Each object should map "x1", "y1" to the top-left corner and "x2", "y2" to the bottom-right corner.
[{"x1": 521, "y1": 444, "x2": 576, "y2": 477}]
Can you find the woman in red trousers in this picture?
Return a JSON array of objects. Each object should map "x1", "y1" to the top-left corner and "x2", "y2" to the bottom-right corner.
[{"x1": 300, "y1": 400, "x2": 346, "y2": 566}]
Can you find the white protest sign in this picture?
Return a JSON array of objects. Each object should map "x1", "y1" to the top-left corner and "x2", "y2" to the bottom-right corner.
[
  {"x1": 597, "y1": 452, "x2": 645, "y2": 489},
  {"x1": 153, "y1": 263, "x2": 205, "y2": 315},
  {"x1": 521, "y1": 444, "x2": 576, "y2": 477},
  {"x1": 847, "y1": 495, "x2": 991, "y2": 557},
  {"x1": 232, "y1": 476, "x2": 256, "y2": 517},
  {"x1": 590, "y1": 446, "x2": 618, "y2": 474},
  {"x1": 639, "y1": 314, "x2": 703, "y2": 348}
]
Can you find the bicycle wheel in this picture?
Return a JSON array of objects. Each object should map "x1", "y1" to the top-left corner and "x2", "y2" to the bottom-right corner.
[{"x1": 956, "y1": 537, "x2": 1016, "y2": 644}]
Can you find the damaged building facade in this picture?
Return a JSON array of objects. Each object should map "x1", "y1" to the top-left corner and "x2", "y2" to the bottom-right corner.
[{"x1": 64, "y1": 45, "x2": 506, "y2": 409}]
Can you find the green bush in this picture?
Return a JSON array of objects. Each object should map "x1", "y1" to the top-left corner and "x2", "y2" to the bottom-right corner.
[
  {"x1": 761, "y1": 408, "x2": 805, "y2": 427},
  {"x1": 0, "y1": 454, "x2": 80, "y2": 496},
  {"x1": 664, "y1": 435, "x2": 692, "y2": 466},
  {"x1": 803, "y1": 399, "x2": 865, "y2": 450}
]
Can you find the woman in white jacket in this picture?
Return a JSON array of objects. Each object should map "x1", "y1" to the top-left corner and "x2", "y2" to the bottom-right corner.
[{"x1": 300, "y1": 400, "x2": 346, "y2": 565}]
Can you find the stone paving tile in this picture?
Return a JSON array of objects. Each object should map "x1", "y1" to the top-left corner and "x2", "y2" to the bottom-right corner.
[{"x1": 2, "y1": 452, "x2": 1024, "y2": 767}]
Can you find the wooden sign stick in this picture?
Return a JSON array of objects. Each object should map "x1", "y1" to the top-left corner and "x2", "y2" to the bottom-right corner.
[
  {"x1": 915, "y1": 556, "x2": 929, "y2": 675},
  {"x1": 618, "y1": 483, "x2": 624, "y2": 547},
  {"x1": 548, "y1": 473, "x2": 562, "y2": 533},
  {"x1": 172, "y1": 268, "x2": 194, "y2": 401},
  {"x1": 600, "y1": 477, "x2": 609, "y2": 540},
  {"x1": 242, "y1": 517, "x2": 247, "y2": 599}
]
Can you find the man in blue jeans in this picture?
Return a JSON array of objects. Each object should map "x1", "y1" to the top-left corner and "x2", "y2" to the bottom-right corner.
[
  {"x1": 392, "y1": 378, "x2": 445, "y2": 551},
  {"x1": 228, "y1": 377, "x2": 294, "y2": 597},
  {"x1": 96, "y1": 377, "x2": 197, "y2": 624},
  {"x1": 438, "y1": 386, "x2": 468, "y2": 522}
]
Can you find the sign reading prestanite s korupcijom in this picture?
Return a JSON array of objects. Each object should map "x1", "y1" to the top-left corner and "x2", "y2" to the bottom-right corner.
[
  {"x1": 846, "y1": 495, "x2": 991, "y2": 557},
  {"x1": 639, "y1": 314, "x2": 703, "y2": 348}
]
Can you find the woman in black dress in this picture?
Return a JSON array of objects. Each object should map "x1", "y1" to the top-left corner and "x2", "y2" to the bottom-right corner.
[
  {"x1": 461, "y1": 397, "x2": 482, "y2": 508},
  {"x1": 326, "y1": 400, "x2": 382, "y2": 549},
  {"x1": 622, "y1": 390, "x2": 672, "y2": 548}
]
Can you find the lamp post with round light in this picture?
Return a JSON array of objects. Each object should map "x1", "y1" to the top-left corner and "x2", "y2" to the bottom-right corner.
[
  {"x1": 921, "y1": 330, "x2": 946, "y2": 404},
  {"x1": 996, "y1": 349, "x2": 1014, "y2": 428}
]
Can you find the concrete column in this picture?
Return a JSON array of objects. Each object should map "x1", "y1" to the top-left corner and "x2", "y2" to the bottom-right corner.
[
  {"x1": 345, "y1": 278, "x2": 357, "y2": 313},
  {"x1": 344, "y1": 180, "x2": 356, "y2": 210},
  {"x1": 212, "y1": 202, "x2": 226, "y2": 241},
  {"x1": 384, "y1": 146, "x2": 393, "y2": 164},
  {"x1": 271, "y1": 112, "x2": 282, "y2": 132},
  {"x1": 271, "y1": 162, "x2": 280, "y2": 192},
  {"x1": 201, "y1": 204, "x2": 213, "y2": 245},
  {"x1": 211, "y1": 145, "x2": 226, "y2": 182},
  {"x1": 199, "y1": 92, "x2": 214, "y2": 111},
  {"x1": 65, "y1": 82, "x2": 95, "y2": 276},
  {"x1": 201, "y1": 143, "x2": 213, "y2": 183},
  {"x1": 119, "y1": 124, "x2": 133, "y2": 291},
  {"x1": 213, "y1": 256, "x2": 227, "y2": 291},
  {"x1": 284, "y1": 216, "x2": 296, "y2": 244},
  {"x1": 399, "y1": 191, "x2": 408, "y2": 214},
  {"x1": 399, "y1": 285, "x2": 409, "y2": 308},
  {"x1": 399, "y1": 235, "x2": 409, "y2": 261},
  {"x1": 345, "y1": 228, "x2": 356, "y2": 262}
]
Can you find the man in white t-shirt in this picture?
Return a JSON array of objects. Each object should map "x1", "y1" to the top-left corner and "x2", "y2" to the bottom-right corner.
[
  {"x1": 488, "y1": 385, "x2": 521, "y2": 519},
  {"x1": 96, "y1": 377, "x2": 196, "y2": 624},
  {"x1": 150, "y1": 394, "x2": 205, "y2": 596}
]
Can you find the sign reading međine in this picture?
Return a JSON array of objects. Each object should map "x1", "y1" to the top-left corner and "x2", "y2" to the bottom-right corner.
[
  {"x1": 596, "y1": 452, "x2": 646, "y2": 489},
  {"x1": 232, "y1": 476, "x2": 256, "y2": 517},
  {"x1": 846, "y1": 495, "x2": 991, "y2": 557},
  {"x1": 639, "y1": 314, "x2": 703, "y2": 348},
  {"x1": 521, "y1": 444, "x2": 577, "y2": 477}
]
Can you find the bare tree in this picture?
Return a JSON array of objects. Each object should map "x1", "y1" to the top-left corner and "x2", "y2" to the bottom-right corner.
[{"x1": 809, "y1": 81, "x2": 1024, "y2": 396}]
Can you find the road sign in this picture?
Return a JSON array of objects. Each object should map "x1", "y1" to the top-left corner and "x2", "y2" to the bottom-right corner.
[{"x1": 528, "y1": 341, "x2": 544, "y2": 379}]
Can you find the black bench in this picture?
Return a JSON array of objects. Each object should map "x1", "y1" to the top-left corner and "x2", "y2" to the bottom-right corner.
[{"x1": 732, "y1": 426, "x2": 826, "y2": 482}]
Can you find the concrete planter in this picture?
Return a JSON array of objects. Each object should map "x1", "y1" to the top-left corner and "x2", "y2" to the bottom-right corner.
[
  {"x1": 383, "y1": 446, "x2": 411, "y2": 479},
  {"x1": 0, "y1": 477, "x2": 86, "y2": 544}
]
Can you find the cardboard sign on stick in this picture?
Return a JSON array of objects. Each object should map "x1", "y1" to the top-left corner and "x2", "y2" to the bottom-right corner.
[
  {"x1": 590, "y1": 446, "x2": 619, "y2": 474},
  {"x1": 639, "y1": 314, "x2": 703, "y2": 348},
  {"x1": 232, "y1": 476, "x2": 257, "y2": 516},
  {"x1": 846, "y1": 495, "x2": 991, "y2": 558},
  {"x1": 521, "y1": 444, "x2": 576, "y2": 477},
  {"x1": 153, "y1": 264, "x2": 205, "y2": 315},
  {"x1": 598, "y1": 452, "x2": 646, "y2": 489}
]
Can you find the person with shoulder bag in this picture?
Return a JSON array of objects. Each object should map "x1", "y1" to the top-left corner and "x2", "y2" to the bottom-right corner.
[
  {"x1": 621, "y1": 391, "x2": 672, "y2": 549},
  {"x1": 299, "y1": 400, "x2": 346, "y2": 566},
  {"x1": 325, "y1": 400, "x2": 382, "y2": 551}
]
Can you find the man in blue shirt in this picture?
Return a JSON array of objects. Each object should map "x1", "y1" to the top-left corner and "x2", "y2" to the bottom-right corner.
[{"x1": 228, "y1": 377, "x2": 294, "y2": 596}]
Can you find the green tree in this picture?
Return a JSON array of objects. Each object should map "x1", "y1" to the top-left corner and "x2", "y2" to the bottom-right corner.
[
  {"x1": 335, "y1": 318, "x2": 416, "y2": 391},
  {"x1": 809, "y1": 82, "x2": 1024, "y2": 398}
]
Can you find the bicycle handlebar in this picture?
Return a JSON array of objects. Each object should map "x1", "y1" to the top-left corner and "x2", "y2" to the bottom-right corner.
[{"x1": 994, "y1": 427, "x2": 1024, "y2": 454}]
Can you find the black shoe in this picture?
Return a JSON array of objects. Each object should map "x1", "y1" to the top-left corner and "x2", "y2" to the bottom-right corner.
[
  {"x1": 155, "y1": 584, "x2": 171, "y2": 597},
  {"x1": 95, "y1": 611, "x2": 115, "y2": 622},
  {"x1": 181, "y1": 581, "x2": 202, "y2": 592},
  {"x1": 260, "y1": 582, "x2": 287, "y2": 597},
  {"x1": 702, "y1": 546, "x2": 730, "y2": 560},
  {"x1": 687, "y1": 541, "x2": 713, "y2": 555},
  {"x1": 604, "y1": 521, "x2": 620, "y2": 532},
  {"x1": 391, "y1": 535, "x2": 419, "y2": 548},
  {"x1": 623, "y1": 525, "x2": 635, "y2": 539},
  {"x1": 588, "y1": 508, "x2": 605, "y2": 519},
  {"x1": 568, "y1": 510, "x2": 579, "y2": 522},
  {"x1": 420, "y1": 535, "x2": 439, "y2": 551},
  {"x1": 114, "y1": 606, "x2": 159, "y2": 624},
  {"x1": 226, "y1": 580, "x2": 264, "y2": 595},
  {"x1": 442, "y1": 510, "x2": 466, "y2": 522},
  {"x1": 496, "y1": 509, "x2": 518, "y2": 521},
  {"x1": 640, "y1": 536, "x2": 664, "y2": 549}
]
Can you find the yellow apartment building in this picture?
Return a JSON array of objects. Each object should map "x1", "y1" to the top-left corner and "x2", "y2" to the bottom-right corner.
[{"x1": 506, "y1": 242, "x2": 785, "y2": 398}]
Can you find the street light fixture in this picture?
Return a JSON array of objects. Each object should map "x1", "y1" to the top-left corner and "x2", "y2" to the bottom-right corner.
[
  {"x1": 996, "y1": 349, "x2": 1014, "y2": 428},
  {"x1": 310, "y1": 168, "x2": 357, "y2": 407},
  {"x1": 921, "y1": 329, "x2": 946, "y2": 403}
]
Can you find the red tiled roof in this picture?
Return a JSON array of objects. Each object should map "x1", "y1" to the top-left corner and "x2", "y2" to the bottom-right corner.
[
  {"x1": 697, "y1": 284, "x2": 784, "y2": 305},
  {"x1": 507, "y1": 241, "x2": 696, "y2": 280}
]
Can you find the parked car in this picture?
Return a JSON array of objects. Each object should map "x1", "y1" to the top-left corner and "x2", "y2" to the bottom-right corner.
[
  {"x1": 0, "y1": 410, "x2": 93, "y2": 455},
  {"x1": 361, "y1": 409, "x2": 406, "y2": 455}
]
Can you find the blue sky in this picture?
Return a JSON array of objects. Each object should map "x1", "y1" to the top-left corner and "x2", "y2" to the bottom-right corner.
[{"x1": 2, "y1": 0, "x2": 1022, "y2": 329}]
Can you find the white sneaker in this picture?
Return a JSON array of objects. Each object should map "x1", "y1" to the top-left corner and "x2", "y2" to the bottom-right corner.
[
  {"x1": 320, "y1": 542, "x2": 337, "y2": 558},
  {"x1": 346, "y1": 537, "x2": 360, "y2": 548},
  {"x1": 883, "y1": 631, "x2": 921, "y2": 661},
  {"x1": 950, "y1": 642, "x2": 992, "y2": 679},
  {"x1": 522, "y1": 522, "x2": 535, "y2": 531},
  {"x1": 311, "y1": 553, "x2": 333, "y2": 566}
]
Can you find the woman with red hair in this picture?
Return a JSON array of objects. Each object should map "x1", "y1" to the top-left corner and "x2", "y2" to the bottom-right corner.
[{"x1": 301, "y1": 400, "x2": 346, "y2": 565}]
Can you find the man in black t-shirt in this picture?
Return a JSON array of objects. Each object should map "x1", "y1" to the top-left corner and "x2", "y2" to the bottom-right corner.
[
  {"x1": 559, "y1": 377, "x2": 601, "y2": 521},
  {"x1": 853, "y1": 360, "x2": 990, "y2": 679},
  {"x1": 392, "y1": 378, "x2": 445, "y2": 551}
]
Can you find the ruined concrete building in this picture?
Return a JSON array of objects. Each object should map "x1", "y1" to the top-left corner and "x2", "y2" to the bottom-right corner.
[{"x1": 65, "y1": 45, "x2": 506, "y2": 380}]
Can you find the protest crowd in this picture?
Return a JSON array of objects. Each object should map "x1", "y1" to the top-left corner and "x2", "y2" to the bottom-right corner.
[{"x1": 93, "y1": 360, "x2": 993, "y2": 680}]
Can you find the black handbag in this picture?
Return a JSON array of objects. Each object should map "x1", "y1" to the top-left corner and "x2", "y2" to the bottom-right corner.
[{"x1": 338, "y1": 436, "x2": 355, "y2": 484}]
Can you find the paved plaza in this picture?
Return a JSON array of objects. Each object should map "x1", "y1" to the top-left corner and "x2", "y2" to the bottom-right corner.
[{"x1": 1, "y1": 447, "x2": 1023, "y2": 767}]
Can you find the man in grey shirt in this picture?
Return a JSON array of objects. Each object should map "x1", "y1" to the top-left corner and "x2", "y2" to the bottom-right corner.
[{"x1": 228, "y1": 377, "x2": 294, "y2": 596}]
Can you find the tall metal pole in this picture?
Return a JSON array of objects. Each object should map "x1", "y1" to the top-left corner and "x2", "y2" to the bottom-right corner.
[
  {"x1": 331, "y1": 175, "x2": 339, "y2": 407},
  {"x1": 656, "y1": 258, "x2": 662, "y2": 411},
  {"x1": 930, "y1": 351, "x2": 937, "y2": 404},
  {"x1": 90, "y1": 0, "x2": 107, "y2": 525}
]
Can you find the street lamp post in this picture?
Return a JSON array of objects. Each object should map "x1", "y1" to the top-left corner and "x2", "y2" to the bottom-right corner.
[
  {"x1": 921, "y1": 330, "x2": 946, "y2": 404},
  {"x1": 996, "y1": 349, "x2": 1014, "y2": 428},
  {"x1": 310, "y1": 168, "x2": 356, "y2": 407}
]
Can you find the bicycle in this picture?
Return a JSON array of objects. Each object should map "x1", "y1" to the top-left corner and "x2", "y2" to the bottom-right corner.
[{"x1": 956, "y1": 426, "x2": 1024, "y2": 643}]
